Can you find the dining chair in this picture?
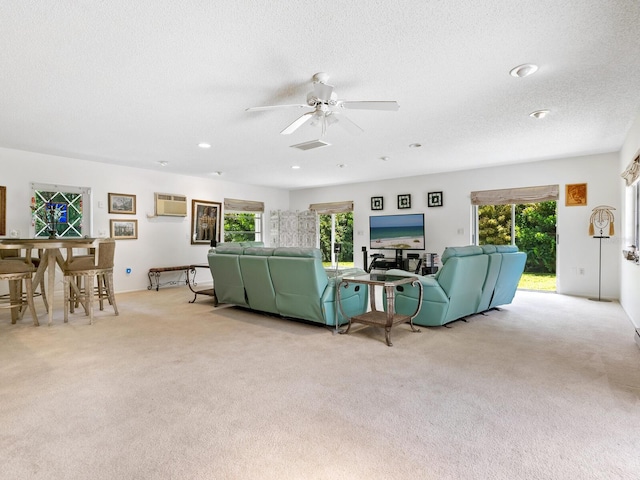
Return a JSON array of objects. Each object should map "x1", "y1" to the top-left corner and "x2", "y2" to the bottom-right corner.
[
  {"x1": 62, "y1": 238, "x2": 119, "y2": 324},
  {"x1": 0, "y1": 247, "x2": 48, "y2": 310},
  {"x1": 0, "y1": 243, "x2": 40, "y2": 326}
]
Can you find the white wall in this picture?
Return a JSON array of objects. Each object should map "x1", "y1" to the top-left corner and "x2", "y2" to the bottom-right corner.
[
  {"x1": 290, "y1": 153, "x2": 621, "y2": 299},
  {"x1": 619, "y1": 112, "x2": 640, "y2": 328},
  {"x1": 1, "y1": 147, "x2": 290, "y2": 292},
  {"x1": 1, "y1": 145, "x2": 626, "y2": 302}
]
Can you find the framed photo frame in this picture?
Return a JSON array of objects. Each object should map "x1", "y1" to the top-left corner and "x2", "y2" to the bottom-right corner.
[
  {"x1": 398, "y1": 194, "x2": 411, "y2": 209},
  {"x1": 371, "y1": 196, "x2": 384, "y2": 211},
  {"x1": 565, "y1": 183, "x2": 587, "y2": 206},
  {"x1": 191, "y1": 199, "x2": 222, "y2": 245},
  {"x1": 108, "y1": 193, "x2": 136, "y2": 214},
  {"x1": 110, "y1": 219, "x2": 138, "y2": 239},
  {"x1": 428, "y1": 191, "x2": 443, "y2": 207}
]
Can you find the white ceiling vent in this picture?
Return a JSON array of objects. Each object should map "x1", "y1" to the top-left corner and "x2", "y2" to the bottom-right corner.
[{"x1": 290, "y1": 139, "x2": 331, "y2": 151}]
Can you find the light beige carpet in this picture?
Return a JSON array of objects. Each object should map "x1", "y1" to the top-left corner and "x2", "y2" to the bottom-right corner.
[{"x1": 1, "y1": 288, "x2": 639, "y2": 480}]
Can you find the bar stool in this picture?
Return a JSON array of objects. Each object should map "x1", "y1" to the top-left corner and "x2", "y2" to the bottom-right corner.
[
  {"x1": 0, "y1": 243, "x2": 39, "y2": 326},
  {"x1": 62, "y1": 238, "x2": 118, "y2": 324},
  {"x1": 0, "y1": 247, "x2": 48, "y2": 310}
]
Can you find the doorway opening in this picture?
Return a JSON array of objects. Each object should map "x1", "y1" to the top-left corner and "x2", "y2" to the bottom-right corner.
[{"x1": 477, "y1": 201, "x2": 556, "y2": 291}]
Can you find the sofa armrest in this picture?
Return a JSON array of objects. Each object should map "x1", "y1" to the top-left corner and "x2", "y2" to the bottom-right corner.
[{"x1": 385, "y1": 269, "x2": 448, "y2": 303}]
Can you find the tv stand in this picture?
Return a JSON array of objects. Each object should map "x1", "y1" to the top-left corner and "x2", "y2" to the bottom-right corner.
[{"x1": 363, "y1": 249, "x2": 401, "y2": 272}]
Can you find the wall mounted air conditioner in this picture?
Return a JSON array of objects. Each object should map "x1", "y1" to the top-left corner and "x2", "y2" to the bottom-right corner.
[{"x1": 155, "y1": 193, "x2": 187, "y2": 217}]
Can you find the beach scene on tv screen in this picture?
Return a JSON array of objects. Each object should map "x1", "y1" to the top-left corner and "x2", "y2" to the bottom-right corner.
[{"x1": 370, "y1": 214, "x2": 425, "y2": 250}]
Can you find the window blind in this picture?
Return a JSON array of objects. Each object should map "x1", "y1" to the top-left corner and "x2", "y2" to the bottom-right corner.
[
  {"x1": 470, "y1": 185, "x2": 559, "y2": 206},
  {"x1": 621, "y1": 152, "x2": 640, "y2": 187},
  {"x1": 308, "y1": 201, "x2": 354, "y2": 214},
  {"x1": 223, "y1": 198, "x2": 264, "y2": 212}
]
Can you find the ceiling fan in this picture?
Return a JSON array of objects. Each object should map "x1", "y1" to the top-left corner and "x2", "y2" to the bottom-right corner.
[{"x1": 246, "y1": 72, "x2": 399, "y2": 137}]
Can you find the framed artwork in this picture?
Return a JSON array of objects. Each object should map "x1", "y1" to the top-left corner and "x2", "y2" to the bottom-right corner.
[
  {"x1": 110, "y1": 219, "x2": 138, "y2": 239},
  {"x1": 566, "y1": 183, "x2": 587, "y2": 206},
  {"x1": 397, "y1": 194, "x2": 411, "y2": 209},
  {"x1": 108, "y1": 193, "x2": 136, "y2": 214},
  {"x1": 191, "y1": 199, "x2": 221, "y2": 245},
  {"x1": 371, "y1": 196, "x2": 384, "y2": 210},
  {"x1": 428, "y1": 191, "x2": 443, "y2": 207}
]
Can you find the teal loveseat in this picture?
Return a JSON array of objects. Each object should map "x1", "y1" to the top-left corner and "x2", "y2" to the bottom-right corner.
[
  {"x1": 207, "y1": 243, "x2": 368, "y2": 326},
  {"x1": 386, "y1": 245, "x2": 526, "y2": 327}
]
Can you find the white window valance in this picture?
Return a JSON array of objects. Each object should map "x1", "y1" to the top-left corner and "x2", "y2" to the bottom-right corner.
[
  {"x1": 470, "y1": 185, "x2": 559, "y2": 206},
  {"x1": 223, "y1": 198, "x2": 264, "y2": 212},
  {"x1": 621, "y1": 152, "x2": 640, "y2": 187},
  {"x1": 308, "y1": 201, "x2": 354, "y2": 214}
]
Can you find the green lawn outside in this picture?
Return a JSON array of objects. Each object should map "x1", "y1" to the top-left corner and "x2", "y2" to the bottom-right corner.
[
  {"x1": 518, "y1": 272, "x2": 556, "y2": 291},
  {"x1": 322, "y1": 263, "x2": 556, "y2": 292}
]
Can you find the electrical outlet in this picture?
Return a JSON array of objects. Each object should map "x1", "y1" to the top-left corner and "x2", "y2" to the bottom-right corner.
[{"x1": 579, "y1": 267, "x2": 585, "y2": 275}]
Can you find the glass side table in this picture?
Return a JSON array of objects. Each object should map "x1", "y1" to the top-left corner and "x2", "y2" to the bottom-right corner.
[{"x1": 337, "y1": 273, "x2": 423, "y2": 346}]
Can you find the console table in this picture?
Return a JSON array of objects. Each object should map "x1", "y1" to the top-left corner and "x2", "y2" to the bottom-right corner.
[
  {"x1": 337, "y1": 273, "x2": 423, "y2": 346},
  {"x1": 147, "y1": 265, "x2": 190, "y2": 291}
]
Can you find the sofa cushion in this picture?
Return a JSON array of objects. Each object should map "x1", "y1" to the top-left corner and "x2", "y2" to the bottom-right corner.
[
  {"x1": 440, "y1": 245, "x2": 484, "y2": 264},
  {"x1": 243, "y1": 247, "x2": 275, "y2": 256},
  {"x1": 273, "y1": 247, "x2": 322, "y2": 259},
  {"x1": 268, "y1": 251, "x2": 328, "y2": 323},
  {"x1": 496, "y1": 245, "x2": 519, "y2": 253},
  {"x1": 240, "y1": 254, "x2": 278, "y2": 313},
  {"x1": 207, "y1": 252, "x2": 248, "y2": 306},
  {"x1": 215, "y1": 244, "x2": 245, "y2": 255}
]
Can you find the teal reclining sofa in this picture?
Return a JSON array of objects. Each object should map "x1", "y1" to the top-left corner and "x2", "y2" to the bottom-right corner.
[
  {"x1": 207, "y1": 242, "x2": 368, "y2": 326},
  {"x1": 386, "y1": 245, "x2": 526, "y2": 327}
]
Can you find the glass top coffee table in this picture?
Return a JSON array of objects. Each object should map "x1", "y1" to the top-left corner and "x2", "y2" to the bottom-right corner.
[{"x1": 337, "y1": 273, "x2": 423, "y2": 346}]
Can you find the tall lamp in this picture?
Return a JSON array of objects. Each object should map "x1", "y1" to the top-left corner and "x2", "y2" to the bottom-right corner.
[{"x1": 588, "y1": 205, "x2": 615, "y2": 302}]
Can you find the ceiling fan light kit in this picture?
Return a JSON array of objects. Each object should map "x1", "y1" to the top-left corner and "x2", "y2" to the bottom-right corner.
[{"x1": 247, "y1": 72, "x2": 399, "y2": 143}]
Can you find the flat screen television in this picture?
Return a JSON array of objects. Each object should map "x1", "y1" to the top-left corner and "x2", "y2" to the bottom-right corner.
[{"x1": 369, "y1": 213, "x2": 425, "y2": 250}]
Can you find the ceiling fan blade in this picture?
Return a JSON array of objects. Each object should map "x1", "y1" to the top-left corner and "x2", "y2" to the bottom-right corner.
[
  {"x1": 339, "y1": 101, "x2": 400, "y2": 111},
  {"x1": 329, "y1": 112, "x2": 364, "y2": 135},
  {"x1": 313, "y1": 82, "x2": 334, "y2": 102},
  {"x1": 246, "y1": 104, "x2": 311, "y2": 112},
  {"x1": 280, "y1": 112, "x2": 315, "y2": 135}
]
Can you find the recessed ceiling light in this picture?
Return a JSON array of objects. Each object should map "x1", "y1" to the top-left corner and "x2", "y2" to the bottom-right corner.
[
  {"x1": 291, "y1": 165, "x2": 301, "y2": 169},
  {"x1": 337, "y1": 164, "x2": 347, "y2": 168},
  {"x1": 529, "y1": 109, "x2": 550, "y2": 119},
  {"x1": 380, "y1": 156, "x2": 390, "y2": 161},
  {"x1": 510, "y1": 64, "x2": 538, "y2": 78},
  {"x1": 198, "y1": 143, "x2": 211, "y2": 149},
  {"x1": 158, "y1": 161, "x2": 168, "y2": 167},
  {"x1": 210, "y1": 171, "x2": 223, "y2": 176},
  {"x1": 409, "y1": 143, "x2": 422, "y2": 148}
]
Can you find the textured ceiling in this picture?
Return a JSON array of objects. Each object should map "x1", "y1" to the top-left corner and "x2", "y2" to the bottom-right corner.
[{"x1": 1, "y1": 1, "x2": 640, "y2": 189}]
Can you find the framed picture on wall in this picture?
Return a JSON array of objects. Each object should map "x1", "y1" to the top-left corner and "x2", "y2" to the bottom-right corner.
[
  {"x1": 428, "y1": 191, "x2": 443, "y2": 207},
  {"x1": 565, "y1": 183, "x2": 587, "y2": 206},
  {"x1": 398, "y1": 194, "x2": 411, "y2": 209},
  {"x1": 110, "y1": 219, "x2": 138, "y2": 239},
  {"x1": 108, "y1": 193, "x2": 136, "y2": 214},
  {"x1": 191, "y1": 199, "x2": 222, "y2": 245},
  {"x1": 371, "y1": 196, "x2": 384, "y2": 210}
]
